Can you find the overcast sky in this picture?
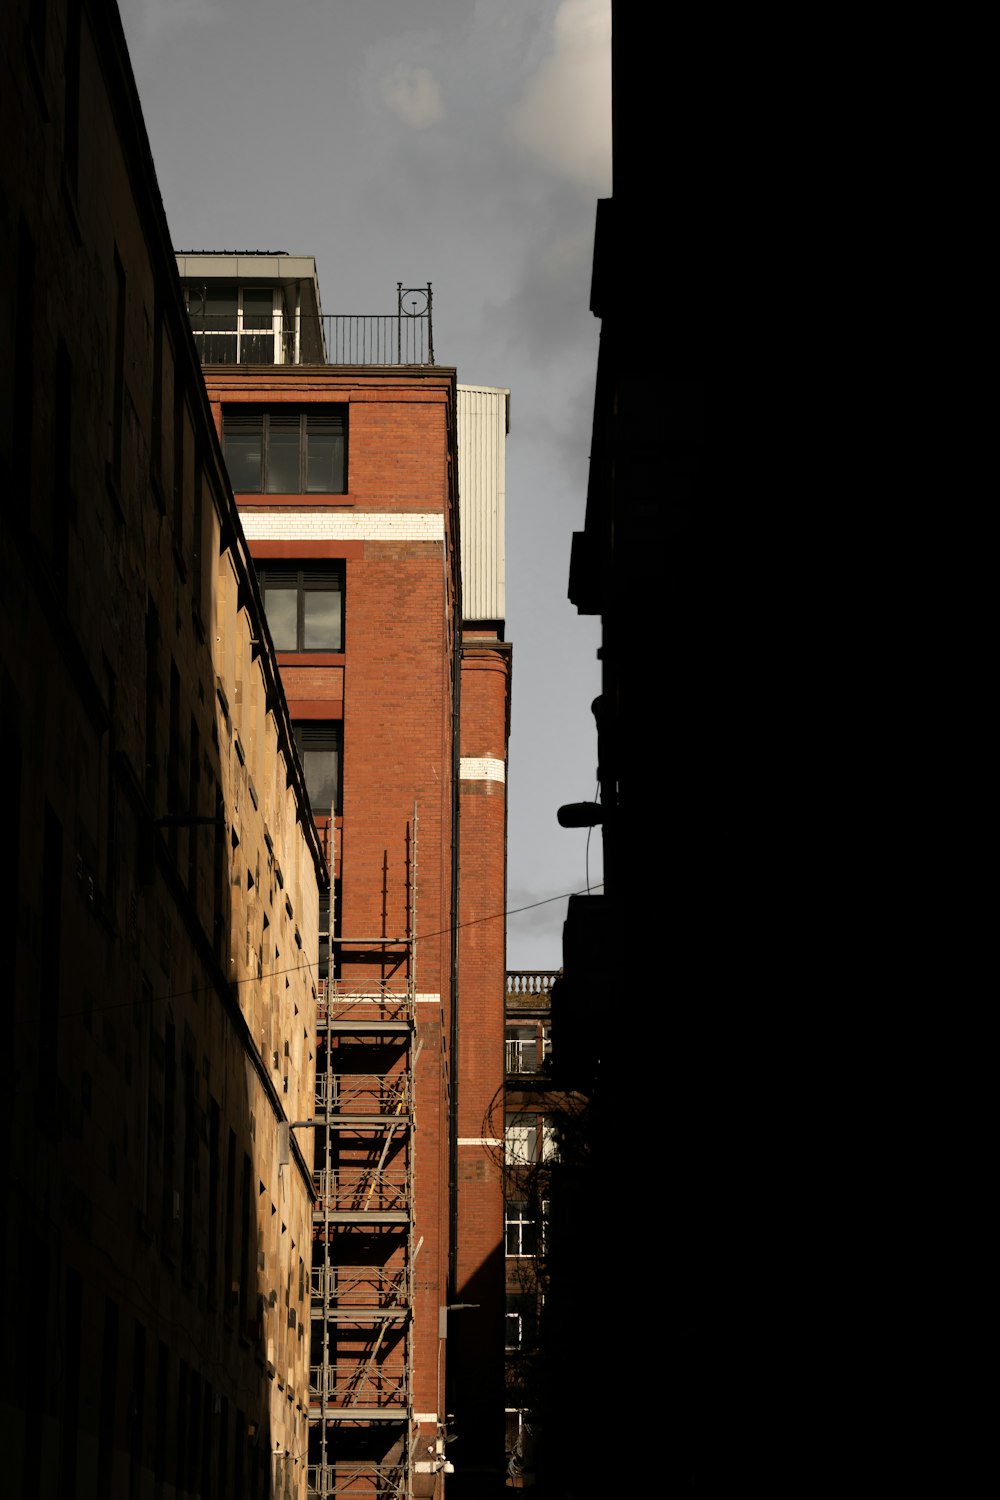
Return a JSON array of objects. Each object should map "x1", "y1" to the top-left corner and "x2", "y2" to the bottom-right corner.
[{"x1": 118, "y1": 0, "x2": 611, "y2": 971}]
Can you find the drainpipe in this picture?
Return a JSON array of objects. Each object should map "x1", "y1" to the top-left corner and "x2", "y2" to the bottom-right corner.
[{"x1": 449, "y1": 591, "x2": 461, "y2": 1304}]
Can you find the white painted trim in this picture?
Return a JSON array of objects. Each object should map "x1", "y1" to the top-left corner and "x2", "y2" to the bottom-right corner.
[
  {"x1": 458, "y1": 1137, "x2": 502, "y2": 1146},
  {"x1": 414, "y1": 993, "x2": 442, "y2": 1004}
]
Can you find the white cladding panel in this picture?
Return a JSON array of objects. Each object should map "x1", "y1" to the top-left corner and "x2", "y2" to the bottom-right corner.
[{"x1": 457, "y1": 385, "x2": 509, "y2": 623}]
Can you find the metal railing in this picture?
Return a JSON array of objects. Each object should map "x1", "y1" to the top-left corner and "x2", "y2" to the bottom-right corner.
[
  {"x1": 317, "y1": 982, "x2": 413, "y2": 1026},
  {"x1": 311, "y1": 1265, "x2": 409, "y2": 1309},
  {"x1": 310, "y1": 1365, "x2": 407, "y2": 1406},
  {"x1": 315, "y1": 1074, "x2": 410, "y2": 1116},
  {"x1": 307, "y1": 1462, "x2": 407, "y2": 1496},
  {"x1": 185, "y1": 284, "x2": 434, "y2": 367},
  {"x1": 313, "y1": 1168, "x2": 409, "y2": 1215}
]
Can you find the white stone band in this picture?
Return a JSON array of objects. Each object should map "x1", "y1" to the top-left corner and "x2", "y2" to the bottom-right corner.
[
  {"x1": 240, "y1": 511, "x2": 445, "y2": 541},
  {"x1": 459, "y1": 757, "x2": 506, "y2": 783}
]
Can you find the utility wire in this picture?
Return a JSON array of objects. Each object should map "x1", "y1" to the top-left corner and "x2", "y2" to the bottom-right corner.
[{"x1": 54, "y1": 881, "x2": 604, "y2": 1020}]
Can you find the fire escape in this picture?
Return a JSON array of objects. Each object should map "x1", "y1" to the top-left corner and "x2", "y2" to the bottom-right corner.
[{"x1": 308, "y1": 813, "x2": 419, "y2": 1499}]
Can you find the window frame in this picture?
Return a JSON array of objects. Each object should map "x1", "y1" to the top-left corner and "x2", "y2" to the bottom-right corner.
[
  {"x1": 257, "y1": 563, "x2": 345, "y2": 653},
  {"x1": 504, "y1": 1199, "x2": 537, "y2": 1257},
  {"x1": 505, "y1": 1024, "x2": 539, "y2": 1075},
  {"x1": 222, "y1": 405, "x2": 347, "y2": 494},
  {"x1": 504, "y1": 1113, "x2": 536, "y2": 1167},
  {"x1": 293, "y1": 723, "x2": 342, "y2": 818},
  {"x1": 504, "y1": 1293, "x2": 537, "y2": 1351},
  {"x1": 504, "y1": 1113, "x2": 557, "y2": 1166},
  {"x1": 185, "y1": 286, "x2": 281, "y2": 365}
]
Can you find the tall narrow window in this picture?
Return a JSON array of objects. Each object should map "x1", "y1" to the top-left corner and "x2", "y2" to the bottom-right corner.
[
  {"x1": 111, "y1": 246, "x2": 126, "y2": 486},
  {"x1": 505, "y1": 1200, "x2": 538, "y2": 1257},
  {"x1": 506, "y1": 1025, "x2": 538, "y2": 1075},
  {"x1": 293, "y1": 724, "x2": 341, "y2": 817},
  {"x1": 222, "y1": 406, "x2": 347, "y2": 493},
  {"x1": 504, "y1": 1113, "x2": 536, "y2": 1166},
  {"x1": 257, "y1": 563, "x2": 344, "y2": 652},
  {"x1": 505, "y1": 1293, "x2": 537, "y2": 1351}
]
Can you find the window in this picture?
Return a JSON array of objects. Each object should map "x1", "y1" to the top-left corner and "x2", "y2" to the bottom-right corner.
[
  {"x1": 505, "y1": 1200, "x2": 537, "y2": 1257},
  {"x1": 505, "y1": 1114, "x2": 557, "y2": 1166},
  {"x1": 257, "y1": 563, "x2": 343, "y2": 652},
  {"x1": 505, "y1": 1294, "x2": 537, "y2": 1351},
  {"x1": 505, "y1": 1025, "x2": 538, "y2": 1075},
  {"x1": 184, "y1": 286, "x2": 279, "y2": 365},
  {"x1": 293, "y1": 725, "x2": 341, "y2": 817},
  {"x1": 505, "y1": 1410, "x2": 534, "y2": 1477},
  {"x1": 222, "y1": 406, "x2": 346, "y2": 493}
]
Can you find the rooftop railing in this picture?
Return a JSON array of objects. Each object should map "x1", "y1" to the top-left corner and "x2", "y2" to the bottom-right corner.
[{"x1": 184, "y1": 284, "x2": 434, "y2": 366}]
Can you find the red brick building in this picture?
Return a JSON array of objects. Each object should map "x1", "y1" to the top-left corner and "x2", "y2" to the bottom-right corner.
[{"x1": 176, "y1": 257, "x2": 511, "y2": 1498}]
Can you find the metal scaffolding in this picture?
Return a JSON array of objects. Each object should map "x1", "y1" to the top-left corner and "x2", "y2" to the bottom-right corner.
[{"x1": 308, "y1": 811, "x2": 419, "y2": 1500}]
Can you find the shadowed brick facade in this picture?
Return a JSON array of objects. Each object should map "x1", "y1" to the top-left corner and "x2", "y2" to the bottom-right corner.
[{"x1": 2, "y1": 4, "x2": 324, "y2": 1497}]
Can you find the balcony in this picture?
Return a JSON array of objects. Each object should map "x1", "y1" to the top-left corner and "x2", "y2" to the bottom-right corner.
[{"x1": 181, "y1": 280, "x2": 434, "y2": 367}]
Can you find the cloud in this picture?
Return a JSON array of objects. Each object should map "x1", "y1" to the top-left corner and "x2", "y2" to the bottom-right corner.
[
  {"x1": 380, "y1": 64, "x2": 445, "y2": 129},
  {"x1": 506, "y1": 0, "x2": 611, "y2": 193},
  {"x1": 127, "y1": 0, "x2": 220, "y2": 39}
]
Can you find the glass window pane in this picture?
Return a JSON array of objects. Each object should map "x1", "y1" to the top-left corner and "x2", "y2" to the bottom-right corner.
[
  {"x1": 302, "y1": 589, "x2": 342, "y2": 650},
  {"x1": 303, "y1": 749, "x2": 338, "y2": 814},
  {"x1": 264, "y1": 587, "x2": 297, "y2": 651},
  {"x1": 203, "y1": 286, "x2": 238, "y2": 329},
  {"x1": 267, "y1": 426, "x2": 300, "y2": 492},
  {"x1": 242, "y1": 289, "x2": 273, "y2": 330},
  {"x1": 224, "y1": 432, "x2": 262, "y2": 492},
  {"x1": 305, "y1": 431, "x2": 345, "y2": 493}
]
